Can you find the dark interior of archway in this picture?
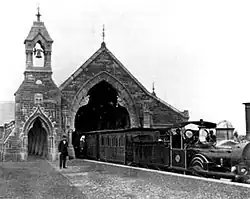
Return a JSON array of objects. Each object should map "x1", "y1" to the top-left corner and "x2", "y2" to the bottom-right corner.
[
  {"x1": 74, "y1": 80, "x2": 130, "y2": 132},
  {"x1": 28, "y1": 118, "x2": 48, "y2": 158}
]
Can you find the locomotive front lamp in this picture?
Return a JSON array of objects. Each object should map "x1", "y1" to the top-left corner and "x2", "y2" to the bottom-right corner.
[
  {"x1": 185, "y1": 130, "x2": 193, "y2": 139},
  {"x1": 240, "y1": 167, "x2": 248, "y2": 175}
]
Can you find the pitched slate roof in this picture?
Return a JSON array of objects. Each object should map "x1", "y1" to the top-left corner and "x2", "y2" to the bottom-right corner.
[
  {"x1": 24, "y1": 21, "x2": 53, "y2": 43},
  {"x1": 59, "y1": 42, "x2": 188, "y2": 118}
]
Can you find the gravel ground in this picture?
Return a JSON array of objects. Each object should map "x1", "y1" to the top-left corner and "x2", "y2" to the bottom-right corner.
[
  {"x1": 1, "y1": 158, "x2": 249, "y2": 199},
  {"x1": 49, "y1": 159, "x2": 250, "y2": 199},
  {"x1": 0, "y1": 158, "x2": 87, "y2": 199}
]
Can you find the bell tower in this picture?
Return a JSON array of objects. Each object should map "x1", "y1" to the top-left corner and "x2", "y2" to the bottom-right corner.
[
  {"x1": 13, "y1": 8, "x2": 61, "y2": 161},
  {"x1": 24, "y1": 7, "x2": 53, "y2": 73}
]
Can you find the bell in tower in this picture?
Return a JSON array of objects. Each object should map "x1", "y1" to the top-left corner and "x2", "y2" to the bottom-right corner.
[
  {"x1": 34, "y1": 45, "x2": 43, "y2": 59},
  {"x1": 35, "y1": 49, "x2": 42, "y2": 58},
  {"x1": 33, "y1": 42, "x2": 45, "y2": 67}
]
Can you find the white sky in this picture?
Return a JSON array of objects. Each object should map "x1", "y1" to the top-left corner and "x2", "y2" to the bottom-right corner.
[{"x1": 0, "y1": 0, "x2": 250, "y2": 134}]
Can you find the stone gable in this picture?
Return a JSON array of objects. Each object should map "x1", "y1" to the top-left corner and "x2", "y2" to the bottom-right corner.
[{"x1": 60, "y1": 43, "x2": 188, "y2": 129}]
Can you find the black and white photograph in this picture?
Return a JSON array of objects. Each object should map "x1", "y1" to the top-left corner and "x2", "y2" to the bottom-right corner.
[{"x1": 0, "y1": 0, "x2": 250, "y2": 198}]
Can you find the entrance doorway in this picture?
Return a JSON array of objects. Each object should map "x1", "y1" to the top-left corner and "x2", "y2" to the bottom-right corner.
[
  {"x1": 73, "y1": 80, "x2": 130, "y2": 158},
  {"x1": 74, "y1": 80, "x2": 130, "y2": 132},
  {"x1": 27, "y1": 118, "x2": 48, "y2": 158}
]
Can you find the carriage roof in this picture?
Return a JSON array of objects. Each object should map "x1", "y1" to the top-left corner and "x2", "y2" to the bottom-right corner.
[{"x1": 171, "y1": 120, "x2": 217, "y2": 129}]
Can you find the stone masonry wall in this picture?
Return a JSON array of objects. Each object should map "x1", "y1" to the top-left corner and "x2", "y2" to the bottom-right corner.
[
  {"x1": 61, "y1": 47, "x2": 188, "y2": 128},
  {"x1": 15, "y1": 72, "x2": 61, "y2": 129},
  {"x1": 13, "y1": 71, "x2": 61, "y2": 159}
]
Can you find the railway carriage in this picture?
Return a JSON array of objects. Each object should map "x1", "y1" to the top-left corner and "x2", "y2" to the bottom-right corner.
[
  {"x1": 82, "y1": 128, "x2": 162, "y2": 164},
  {"x1": 75, "y1": 119, "x2": 250, "y2": 184}
]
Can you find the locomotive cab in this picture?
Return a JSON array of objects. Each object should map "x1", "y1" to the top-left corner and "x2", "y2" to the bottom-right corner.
[
  {"x1": 171, "y1": 120, "x2": 239, "y2": 179},
  {"x1": 180, "y1": 121, "x2": 250, "y2": 183}
]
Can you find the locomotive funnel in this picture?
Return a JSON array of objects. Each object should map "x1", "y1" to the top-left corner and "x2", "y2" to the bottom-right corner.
[{"x1": 243, "y1": 103, "x2": 250, "y2": 140}]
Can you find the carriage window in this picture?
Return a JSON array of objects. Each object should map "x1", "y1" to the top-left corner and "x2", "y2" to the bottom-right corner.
[
  {"x1": 101, "y1": 136, "x2": 104, "y2": 146},
  {"x1": 104, "y1": 136, "x2": 106, "y2": 145},
  {"x1": 119, "y1": 137, "x2": 122, "y2": 146},
  {"x1": 120, "y1": 136, "x2": 124, "y2": 146},
  {"x1": 107, "y1": 136, "x2": 109, "y2": 146},
  {"x1": 117, "y1": 136, "x2": 120, "y2": 146}
]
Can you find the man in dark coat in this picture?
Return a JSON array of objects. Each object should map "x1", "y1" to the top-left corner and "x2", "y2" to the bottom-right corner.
[{"x1": 58, "y1": 134, "x2": 68, "y2": 169}]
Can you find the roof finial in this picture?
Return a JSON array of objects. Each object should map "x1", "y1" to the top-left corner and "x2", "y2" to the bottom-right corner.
[
  {"x1": 101, "y1": 24, "x2": 106, "y2": 47},
  {"x1": 152, "y1": 81, "x2": 156, "y2": 96},
  {"x1": 36, "y1": 4, "x2": 41, "y2": 22},
  {"x1": 102, "y1": 24, "x2": 105, "y2": 42}
]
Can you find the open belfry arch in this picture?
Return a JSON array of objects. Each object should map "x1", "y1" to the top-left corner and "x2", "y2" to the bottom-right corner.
[{"x1": 2, "y1": 8, "x2": 189, "y2": 161}]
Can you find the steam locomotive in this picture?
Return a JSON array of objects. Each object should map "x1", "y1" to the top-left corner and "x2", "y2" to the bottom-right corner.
[{"x1": 73, "y1": 119, "x2": 250, "y2": 184}]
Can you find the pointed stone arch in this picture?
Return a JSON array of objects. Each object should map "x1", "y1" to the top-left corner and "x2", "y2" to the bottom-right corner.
[
  {"x1": 20, "y1": 106, "x2": 56, "y2": 161},
  {"x1": 69, "y1": 71, "x2": 139, "y2": 129},
  {"x1": 22, "y1": 106, "x2": 53, "y2": 136}
]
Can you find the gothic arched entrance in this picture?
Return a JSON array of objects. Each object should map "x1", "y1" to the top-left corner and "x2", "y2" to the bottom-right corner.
[
  {"x1": 27, "y1": 118, "x2": 48, "y2": 158},
  {"x1": 74, "y1": 80, "x2": 131, "y2": 132},
  {"x1": 69, "y1": 71, "x2": 139, "y2": 131},
  {"x1": 20, "y1": 106, "x2": 57, "y2": 161}
]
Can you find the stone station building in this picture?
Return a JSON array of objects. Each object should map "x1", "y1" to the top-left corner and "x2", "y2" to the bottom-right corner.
[{"x1": 0, "y1": 10, "x2": 189, "y2": 161}]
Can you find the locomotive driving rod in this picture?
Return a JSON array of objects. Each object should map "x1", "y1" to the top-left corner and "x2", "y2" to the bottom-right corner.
[{"x1": 192, "y1": 169, "x2": 236, "y2": 179}]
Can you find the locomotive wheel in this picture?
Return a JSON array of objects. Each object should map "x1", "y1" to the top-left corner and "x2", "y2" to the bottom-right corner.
[
  {"x1": 190, "y1": 154, "x2": 208, "y2": 169},
  {"x1": 155, "y1": 166, "x2": 161, "y2": 171},
  {"x1": 189, "y1": 166, "x2": 203, "y2": 177},
  {"x1": 189, "y1": 154, "x2": 209, "y2": 177}
]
